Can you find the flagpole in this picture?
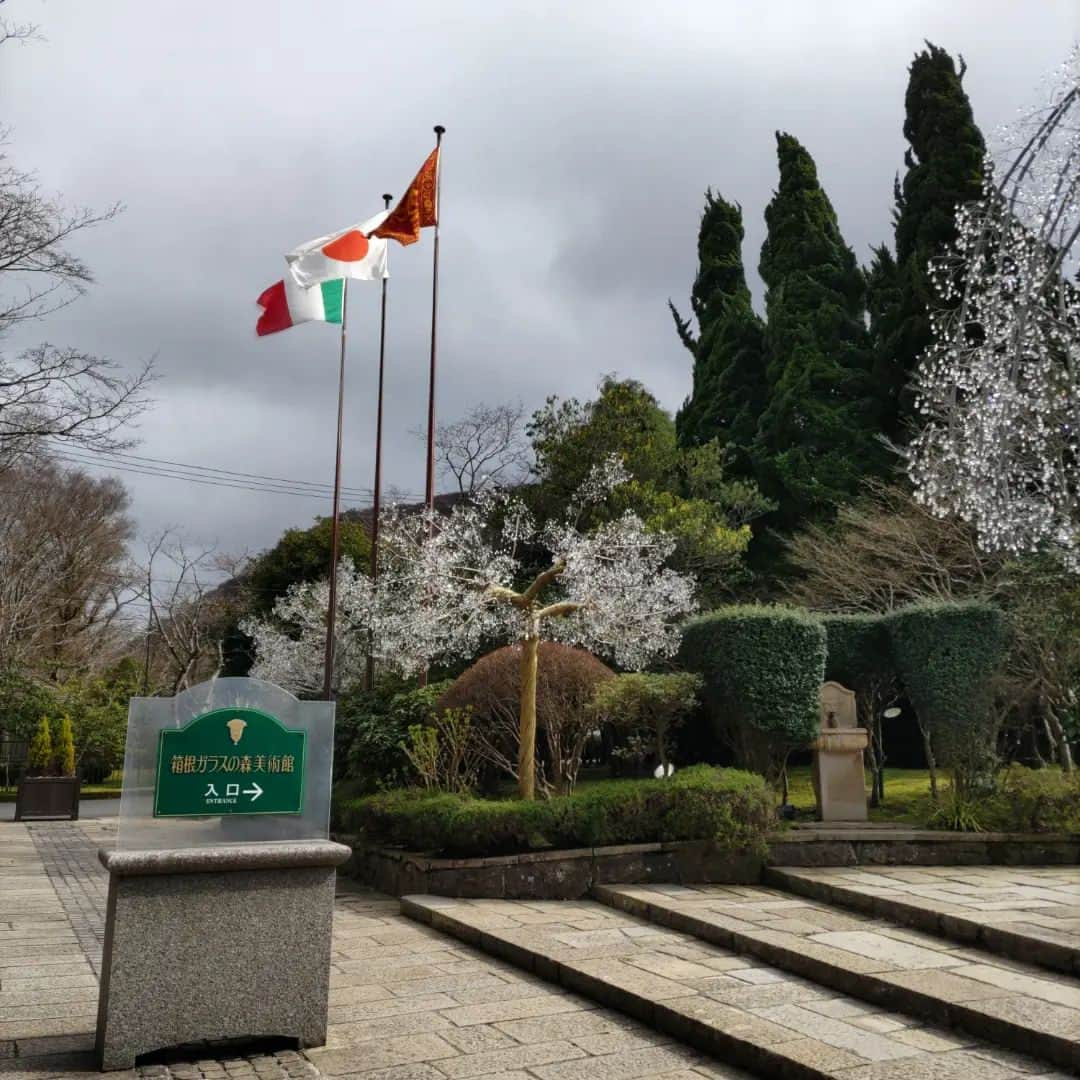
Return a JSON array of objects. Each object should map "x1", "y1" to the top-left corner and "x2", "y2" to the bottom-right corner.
[
  {"x1": 424, "y1": 125, "x2": 445, "y2": 511},
  {"x1": 366, "y1": 193, "x2": 393, "y2": 690},
  {"x1": 322, "y1": 277, "x2": 349, "y2": 700}
]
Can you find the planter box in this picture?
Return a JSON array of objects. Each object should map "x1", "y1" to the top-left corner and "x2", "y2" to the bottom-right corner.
[{"x1": 14, "y1": 776, "x2": 81, "y2": 821}]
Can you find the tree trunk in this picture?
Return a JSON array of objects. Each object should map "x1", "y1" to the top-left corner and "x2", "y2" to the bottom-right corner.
[
  {"x1": 1046, "y1": 707, "x2": 1074, "y2": 773},
  {"x1": 518, "y1": 623, "x2": 539, "y2": 800},
  {"x1": 872, "y1": 713, "x2": 887, "y2": 805},
  {"x1": 917, "y1": 718, "x2": 939, "y2": 800},
  {"x1": 865, "y1": 733, "x2": 880, "y2": 809},
  {"x1": 1032, "y1": 721, "x2": 1048, "y2": 768}
]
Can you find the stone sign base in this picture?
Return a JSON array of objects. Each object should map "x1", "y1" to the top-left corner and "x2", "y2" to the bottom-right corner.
[{"x1": 95, "y1": 840, "x2": 350, "y2": 1071}]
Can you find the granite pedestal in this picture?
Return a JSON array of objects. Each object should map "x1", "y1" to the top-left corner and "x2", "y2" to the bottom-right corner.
[{"x1": 95, "y1": 840, "x2": 351, "y2": 1071}]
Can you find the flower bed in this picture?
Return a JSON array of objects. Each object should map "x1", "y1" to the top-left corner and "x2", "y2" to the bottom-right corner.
[{"x1": 335, "y1": 765, "x2": 774, "y2": 858}]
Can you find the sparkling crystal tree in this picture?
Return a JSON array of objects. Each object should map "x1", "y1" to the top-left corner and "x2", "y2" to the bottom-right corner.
[
  {"x1": 907, "y1": 49, "x2": 1080, "y2": 569},
  {"x1": 244, "y1": 459, "x2": 698, "y2": 798}
]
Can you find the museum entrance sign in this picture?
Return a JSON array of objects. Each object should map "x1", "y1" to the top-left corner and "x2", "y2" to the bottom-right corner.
[
  {"x1": 154, "y1": 707, "x2": 307, "y2": 817},
  {"x1": 97, "y1": 677, "x2": 347, "y2": 1070},
  {"x1": 114, "y1": 676, "x2": 332, "y2": 850}
]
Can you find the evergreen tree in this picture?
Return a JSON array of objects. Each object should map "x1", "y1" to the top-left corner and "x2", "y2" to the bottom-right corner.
[
  {"x1": 869, "y1": 43, "x2": 986, "y2": 439},
  {"x1": 28, "y1": 716, "x2": 52, "y2": 776},
  {"x1": 527, "y1": 377, "x2": 773, "y2": 601},
  {"x1": 753, "y1": 132, "x2": 889, "y2": 529},
  {"x1": 56, "y1": 714, "x2": 76, "y2": 777},
  {"x1": 672, "y1": 191, "x2": 767, "y2": 466}
]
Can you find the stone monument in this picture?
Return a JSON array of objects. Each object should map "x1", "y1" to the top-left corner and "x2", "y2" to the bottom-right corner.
[
  {"x1": 810, "y1": 681, "x2": 868, "y2": 822},
  {"x1": 95, "y1": 678, "x2": 350, "y2": 1071}
]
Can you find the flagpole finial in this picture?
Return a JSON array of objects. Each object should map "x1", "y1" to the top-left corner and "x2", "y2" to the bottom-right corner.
[
  {"x1": 434, "y1": 125, "x2": 445, "y2": 139},
  {"x1": 382, "y1": 193, "x2": 393, "y2": 208}
]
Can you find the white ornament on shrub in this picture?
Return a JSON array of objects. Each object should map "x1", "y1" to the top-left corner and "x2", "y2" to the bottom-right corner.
[{"x1": 908, "y1": 48, "x2": 1080, "y2": 570}]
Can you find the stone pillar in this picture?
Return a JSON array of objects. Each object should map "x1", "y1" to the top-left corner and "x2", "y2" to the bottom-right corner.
[{"x1": 95, "y1": 840, "x2": 350, "y2": 1071}]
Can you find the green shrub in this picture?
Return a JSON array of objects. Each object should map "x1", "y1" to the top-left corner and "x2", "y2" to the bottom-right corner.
[
  {"x1": 27, "y1": 716, "x2": 53, "y2": 776},
  {"x1": 886, "y1": 600, "x2": 1008, "y2": 793},
  {"x1": 980, "y1": 766, "x2": 1080, "y2": 834},
  {"x1": 591, "y1": 672, "x2": 702, "y2": 772},
  {"x1": 55, "y1": 715, "x2": 76, "y2": 777},
  {"x1": 438, "y1": 643, "x2": 614, "y2": 795},
  {"x1": 926, "y1": 789, "x2": 986, "y2": 832},
  {"x1": 335, "y1": 679, "x2": 453, "y2": 792},
  {"x1": 680, "y1": 606, "x2": 826, "y2": 779},
  {"x1": 564, "y1": 766, "x2": 773, "y2": 852},
  {"x1": 402, "y1": 708, "x2": 482, "y2": 793},
  {"x1": 339, "y1": 764, "x2": 774, "y2": 856}
]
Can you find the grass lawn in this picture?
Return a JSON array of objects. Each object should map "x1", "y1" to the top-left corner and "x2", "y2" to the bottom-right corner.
[{"x1": 785, "y1": 765, "x2": 936, "y2": 825}]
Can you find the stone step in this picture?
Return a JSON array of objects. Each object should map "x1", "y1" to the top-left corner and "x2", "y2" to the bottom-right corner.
[
  {"x1": 766, "y1": 866, "x2": 1080, "y2": 976},
  {"x1": 402, "y1": 893, "x2": 1065, "y2": 1079},
  {"x1": 594, "y1": 882, "x2": 1080, "y2": 1074}
]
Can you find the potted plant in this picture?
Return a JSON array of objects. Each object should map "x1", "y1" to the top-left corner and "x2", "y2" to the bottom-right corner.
[{"x1": 14, "y1": 715, "x2": 81, "y2": 821}]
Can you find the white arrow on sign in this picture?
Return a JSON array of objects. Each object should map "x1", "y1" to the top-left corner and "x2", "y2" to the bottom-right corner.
[{"x1": 243, "y1": 782, "x2": 263, "y2": 802}]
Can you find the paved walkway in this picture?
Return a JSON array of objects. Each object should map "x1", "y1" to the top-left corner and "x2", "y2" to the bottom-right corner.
[
  {"x1": 0, "y1": 822, "x2": 744, "y2": 1080},
  {"x1": 0, "y1": 800, "x2": 121, "y2": 822},
  {"x1": 408, "y1": 891, "x2": 1067, "y2": 1077},
  {"x1": 772, "y1": 866, "x2": 1080, "y2": 972}
]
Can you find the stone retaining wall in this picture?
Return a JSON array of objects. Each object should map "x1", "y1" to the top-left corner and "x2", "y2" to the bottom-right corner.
[
  {"x1": 767, "y1": 828, "x2": 1080, "y2": 868},
  {"x1": 340, "y1": 837, "x2": 763, "y2": 899},
  {"x1": 337, "y1": 827, "x2": 1080, "y2": 899}
]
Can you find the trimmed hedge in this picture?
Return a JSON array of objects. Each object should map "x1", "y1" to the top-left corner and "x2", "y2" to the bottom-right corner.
[
  {"x1": 680, "y1": 606, "x2": 826, "y2": 774},
  {"x1": 821, "y1": 613, "x2": 892, "y2": 691},
  {"x1": 338, "y1": 764, "x2": 774, "y2": 857},
  {"x1": 885, "y1": 600, "x2": 1008, "y2": 788}
]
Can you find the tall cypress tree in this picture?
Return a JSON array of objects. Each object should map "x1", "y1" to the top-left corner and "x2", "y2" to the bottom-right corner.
[
  {"x1": 752, "y1": 132, "x2": 889, "y2": 528},
  {"x1": 672, "y1": 191, "x2": 767, "y2": 467},
  {"x1": 869, "y1": 43, "x2": 985, "y2": 439}
]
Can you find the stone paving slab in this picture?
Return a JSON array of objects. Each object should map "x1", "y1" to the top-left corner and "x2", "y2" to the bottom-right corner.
[
  {"x1": 768, "y1": 866, "x2": 1080, "y2": 975},
  {"x1": 595, "y1": 882, "x2": 1080, "y2": 1072},
  {"x1": 403, "y1": 893, "x2": 1067, "y2": 1078},
  {"x1": 0, "y1": 822, "x2": 746, "y2": 1080}
]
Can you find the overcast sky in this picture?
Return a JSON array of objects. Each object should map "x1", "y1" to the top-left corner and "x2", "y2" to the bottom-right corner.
[{"x1": 4, "y1": 0, "x2": 1078, "y2": 566}]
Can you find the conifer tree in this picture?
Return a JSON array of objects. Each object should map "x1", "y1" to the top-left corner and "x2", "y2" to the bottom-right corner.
[
  {"x1": 56, "y1": 715, "x2": 76, "y2": 777},
  {"x1": 672, "y1": 192, "x2": 767, "y2": 466},
  {"x1": 868, "y1": 43, "x2": 986, "y2": 439},
  {"x1": 28, "y1": 716, "x2": 53, "y2": 776},
  {"x1": 752, "y1": 132, "x2": 888, "y2": 528}
]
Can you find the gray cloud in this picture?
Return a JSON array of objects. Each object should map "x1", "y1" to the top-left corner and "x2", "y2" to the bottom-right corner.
[{"x1": 4, "y1": 0, "x2": 1077, "y2": 559}]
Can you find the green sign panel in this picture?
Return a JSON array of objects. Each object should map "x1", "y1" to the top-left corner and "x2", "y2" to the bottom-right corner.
[{"x1": 154, "y1": 707, "x2": 307, "y2": 817}]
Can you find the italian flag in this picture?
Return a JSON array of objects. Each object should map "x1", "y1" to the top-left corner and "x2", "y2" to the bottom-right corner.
[{"x1": 255, "y1": 278, "x2": 344, "y2": 337}]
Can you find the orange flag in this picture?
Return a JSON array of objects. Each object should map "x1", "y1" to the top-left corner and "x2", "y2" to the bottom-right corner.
[{"x1": 372, "y1": 148, "x2": 439, "y2": 246}]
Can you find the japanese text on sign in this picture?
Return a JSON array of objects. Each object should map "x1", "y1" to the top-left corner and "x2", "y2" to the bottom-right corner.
[
  {"x1": 169, "y1": 755, "x2": 295, "y2": 774},
  {"x1": 154, "y1": 707, "x2": 306, "y2": 818}
]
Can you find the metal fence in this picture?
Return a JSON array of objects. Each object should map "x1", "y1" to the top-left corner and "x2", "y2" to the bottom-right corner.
[
  {"x1": 0, "y1": 737, "x2": 28, "y2": 791},
  {"x1": 0, "y1": 738, "x2": 116, "y2": 789}
]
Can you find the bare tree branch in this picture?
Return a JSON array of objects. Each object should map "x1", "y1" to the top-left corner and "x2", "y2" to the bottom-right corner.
[
  {"x1": 140, "y1": 530, "x2": 236, "y2": 694},
  {"x1": 416, "y1": 401, "x2": 531, "y2": 495}
]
